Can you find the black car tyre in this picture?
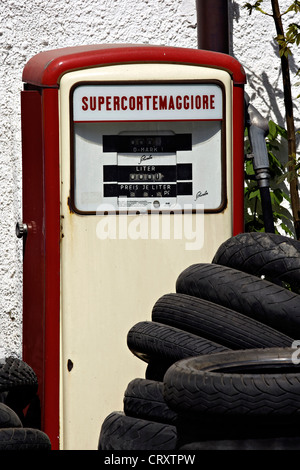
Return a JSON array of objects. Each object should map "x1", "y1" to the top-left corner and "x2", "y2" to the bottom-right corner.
[
  {"x1": 98, "y1": 412, "x2": 178, "y2": 450},
  {"x1": 212, "y1": 232, "x2": 300, "y2": 293},
  {"x1": 176, "y1": 263, "x2": 300, "y2": 337},
  {"x1": 0, "y1": 357, "x2": 38, "y2": 395},
  {"x1": 127, "y1": 321, "x2": 228, "y2": 365},
  {"x1": 124, "y1": 378, "x2": 177, "y2": 425},
  {"x1": 163, "y1": 347, "x2": 300, "y2": 418},
  {"x1": 0, "y1": 403, "x2": 23, "y2": 428},
  {"x1": 0, "y1": 357, "x2": 38, "y2": 419},
  {"x1": 0, "y1": 428, "x2": 51, "y2": 450},
  {"x1": 179, "y1": 436, "x2": 300, "y2": 450},
  {"x1": 145, "y1": 362, "x2": 172, "y2": 381},
  {"x1": 152, "y1": 293, "x2": 293, "y2": 349}
]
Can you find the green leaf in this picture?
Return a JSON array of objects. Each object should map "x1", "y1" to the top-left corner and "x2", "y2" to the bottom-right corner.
[
  {"x1": 268, "y1": 151, "x2": 284, "y2": 170},
  {"x1": 276, "y1": 125, "x2": 288, "y2": 139},
  {"x1": 243, "y1": 1, "x2": 271, "y2": 15},
  {"x1": 267, "y1": 120, "x2": 287, "y2": 140},
  {"x1": 280, "y1": 223, "x2": 294, "y2": 237},
  {"x1": 272, "y1": 188, "x2": 284, "y2": 204},
  {"x1": 248, "y1": 189, "x2": 261, "y2": 200},
  {"x1": 268, "y1": 120, "x2": 278, "y2": 140}
]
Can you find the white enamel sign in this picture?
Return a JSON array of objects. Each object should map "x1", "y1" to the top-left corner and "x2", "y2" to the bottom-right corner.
[
  {"x1": 73, "y1": 84, "x2": 223, "y2": 122},
  {"x1": 72, "y1": 83, "x2": 224, "y2": 213}
]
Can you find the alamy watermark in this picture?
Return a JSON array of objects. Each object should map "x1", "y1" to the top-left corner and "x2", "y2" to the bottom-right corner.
[
  {"x1": 95, "y1": 202, "x2": 205, "y2": 251},
  {"x1": 292, "y1": 340, "x2": 300, "y2": 364}
]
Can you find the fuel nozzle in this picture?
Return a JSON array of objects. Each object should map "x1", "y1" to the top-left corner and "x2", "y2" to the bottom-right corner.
[{"x1": 245, "y1": 93, "x2": 270, "y2": 188}]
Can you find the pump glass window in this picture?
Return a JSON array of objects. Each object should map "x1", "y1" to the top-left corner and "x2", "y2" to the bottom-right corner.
[{"x1": 71, "y1": 83, "x2": 224, "y2": 214}]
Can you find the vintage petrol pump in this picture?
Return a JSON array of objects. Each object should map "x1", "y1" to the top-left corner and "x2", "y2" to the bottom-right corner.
[{"x1": 18, "y1": 44, "x2": 246, "y2": 449}]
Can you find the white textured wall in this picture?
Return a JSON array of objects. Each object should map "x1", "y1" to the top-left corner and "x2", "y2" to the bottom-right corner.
[
  {"x1": 232, "y1": 1, "x2": 300, "y2": 129},
  {"x1": 0, "y1": 0, "x2": 299, "y2": 358}
]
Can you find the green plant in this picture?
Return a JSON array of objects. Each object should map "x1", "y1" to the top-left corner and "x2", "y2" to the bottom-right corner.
[
  {"x1": 244, "y1": 0, "x2": 300, "y2": 239},
  {"x1": 244, "y1": 120, "x2": 294, "y2": 236}
]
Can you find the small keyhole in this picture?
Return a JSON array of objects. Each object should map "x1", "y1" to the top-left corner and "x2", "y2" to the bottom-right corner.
[{"x1": 67, "y1": 359, "x2": 73, "y2": 372}]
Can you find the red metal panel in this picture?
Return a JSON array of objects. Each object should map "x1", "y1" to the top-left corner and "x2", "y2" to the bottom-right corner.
[
  {"x1": 21, "y1": 88, "x2": 60, "y2": 450},
  {"x1": 22, "y1": 44, "x2": 246, "y2": 88},
  {"x1": 21, "y1": 89, "x2": 46, "y2": 422},
  {"x1": 42, "y1": 88, "x2": 60, "y2": 450},
  {"x1": 232, "y1": 84, "x2": 245, "y2": 235}
]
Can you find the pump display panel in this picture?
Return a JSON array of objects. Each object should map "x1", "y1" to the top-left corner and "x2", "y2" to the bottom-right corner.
[{"x1": 71, "y1": 82, "x2": 225, "y2": 213}]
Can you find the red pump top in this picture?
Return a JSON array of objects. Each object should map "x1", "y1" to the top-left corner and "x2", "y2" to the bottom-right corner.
[{"x1": 22, "y1": 44, "x2": 246, "y2": 87}]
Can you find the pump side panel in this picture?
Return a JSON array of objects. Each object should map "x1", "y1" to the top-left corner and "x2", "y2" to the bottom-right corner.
[
  {"x1": 21, "y1": 89, "x2": 60, "y2": 450},
  {"x1": 21, "y1": 89, "x2": 46, "y2": 423}
]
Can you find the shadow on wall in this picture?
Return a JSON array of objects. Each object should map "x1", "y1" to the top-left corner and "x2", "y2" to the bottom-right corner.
[
  {"x1": 248, "y1": 45, "x2": 299, "y2": 131},
  {"x1": 230, "y1": 0, "x2": 299, "y2": 133}
]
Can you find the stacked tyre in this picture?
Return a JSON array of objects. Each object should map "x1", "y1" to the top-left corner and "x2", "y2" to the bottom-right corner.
[
  {"x1": 98, "y1": 232, "x2": 300, "y2": 450},
  {"x1": 0, "y1": 357, "x2": 51, "y2": 450}
]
